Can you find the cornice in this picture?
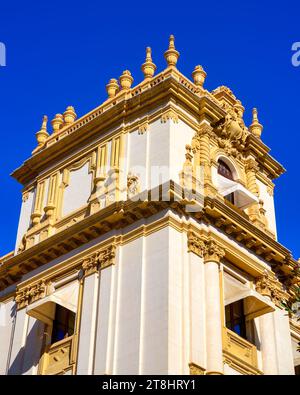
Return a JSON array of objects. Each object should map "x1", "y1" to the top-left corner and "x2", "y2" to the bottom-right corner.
[
  {"x1": 11, "y1": 65, "x2": 284, "y2": 186},
  {"x1": 11, "y1": 70, "x2": 226, "y2": 186},
  {"x1": 246, "y1": 134, "x2": 285, "y2": 179},
  {"x1": 223, "y1": 351, "x2": 263, "y2": 375},
  {"x1": 0, "y1": 181, "x2": 298, "y2": 293}
]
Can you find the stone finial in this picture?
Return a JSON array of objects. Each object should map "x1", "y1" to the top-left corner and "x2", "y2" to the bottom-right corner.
[
  {"x1": 63, "y1": 106, "x2": 77, "y2": 126},
  {"x1": 106, "y1": 78, "x2": 119, "y2": 98},
  {"x1": 141, "y1": 47, "x2": 156, "y2": 79},
  {"x1": 34, "y1": 116, "x2": 49, "y2": 150},
  {"x1": 51, "y1": 113, "x2": 64, "y2": 133},
  {"x1": 164, "y1": 34, "x2": 180, "y2": 67},
  {"x1": 192, "y1": 65, "x2": 207, "y2": 87},
  {"x1": 249, "y1": 108, "x2": 263, "y2": 138},
  {"x1": 119, "y1": 70, "x2": 134, "y2": 90}
]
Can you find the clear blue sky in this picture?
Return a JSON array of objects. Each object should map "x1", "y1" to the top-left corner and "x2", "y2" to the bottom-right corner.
[{"x1": 0, "y1": 1, "x2": 299, "y2": 258}]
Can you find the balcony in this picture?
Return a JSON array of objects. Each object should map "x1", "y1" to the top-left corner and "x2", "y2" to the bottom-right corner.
[
  {"x1": 39, "y1": 335, "x2": 75, "y2": 375},
  {"x1": 222, "y1": 327, "x2": 262, "y2": 375}
]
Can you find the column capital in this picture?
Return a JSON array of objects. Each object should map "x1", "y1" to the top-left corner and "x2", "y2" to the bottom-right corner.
[
  {"x1": 245, "y1": 158, "x2": 259, "y2": 173},
  {"x1": 187, "y1": 232, "x2": 225, "y2": 263},
  {"x1": 203, "y1": 239, "x2": 225, "y2": 264},
  {"x1": 15, "y1": 280, "x2": 48, "y2": 310},
  {"x1": 255, "y1": 269, "x2": 287, "y2": 306},
  {"x1": 82, "y1": 245, "x2": 116, "y2": 277}
]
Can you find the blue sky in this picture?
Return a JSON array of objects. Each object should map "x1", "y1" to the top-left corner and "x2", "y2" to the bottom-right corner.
[{"x1": 0, "y1": 1, "x2": 299, "y2": 258}]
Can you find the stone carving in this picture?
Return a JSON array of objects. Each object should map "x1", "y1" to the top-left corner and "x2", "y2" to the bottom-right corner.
[
  {"x1": 213, "y1": 105, "x2": 249, "y2": 158},
  {"x1": 189, "y1": 362, "x2": 205, "y2": 375},
  {"x1": 187, "y1": 232, "x2": 225, "y2": 263},
  {"x1": 255, "y1": 270, "x2": 287, "y2": 305},
  {"x1": 127, "y1": 173, "x2": 140, "y2": 198},
  {"x1": 138, "y1": 121, "x2": 148, "y2": 135},
  {"x1": 203, "y1": 239, "x2": 225, "y2": 263},
  {"x1": 82, "y1": 245, "x2": 116, "y2": 276},
  {"x1": 15, "y1": 280, "x2": 48, "y2": 310},
  {"x1": 161, "y1": 109, "x2": 178, "y2": 123},
  {"x1": 187, "y1": 231, "x2": 205, "y2": 256},
  {"x1": 22, "y1": 191, "x2": 29, "y2": 202}
]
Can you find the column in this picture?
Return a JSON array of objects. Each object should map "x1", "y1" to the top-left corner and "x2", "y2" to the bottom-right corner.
[
  {"x1": 191, "y1": 122, "x2": 217, "y2": 197},
  {"x1": 44, "y1": 172, "x2": 59, "y2": 222},
  {"x1": 259, "y1": 311, "x2": 278, "y2": 375},
  {"x1": 203, "y1": 240, "x2": 225, "y2": 375},
  {"x1": 76, "y1": 258, "x2": 100, "y2": 375},
  {"x1": 245, "y1": 158, "x2": 261, "y2": 224},
  {"x1": 90, "y1": 144, "x2": 108, "y2": 214},
  {"x1": 255, "y1": 272, "x2": 279, "y2": 374},
  {"x1": 76, "y1": 245, "x2": 116, "y2": 374},
  {"x1": 8, "y1": 308, "x2": 29, "y2": 375},
  {"x1": 31, "y1": 180, "x2": 46, "y2": 226}
]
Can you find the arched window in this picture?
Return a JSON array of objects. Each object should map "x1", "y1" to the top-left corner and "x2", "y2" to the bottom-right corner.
[
  {"x1": 218, "y1": 159, "x2": 234, "y2": 180},
  {"x1": 217, "y1": 159, "x2": 235, "y2": 204}
]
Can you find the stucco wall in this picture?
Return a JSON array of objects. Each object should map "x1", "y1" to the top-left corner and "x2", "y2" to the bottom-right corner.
[
  {"x1": 62, "y1": 162, "x2": 92, "y2": 217},
  {"x1": 15, "y1": 189, "x2": 35, "y2": 253},
  {"x1": 0, "y1": 298, "x2": 15, "y2": 374},
  {"x1": 257, "y1": 179, "x2": 277, "y2": 237}
]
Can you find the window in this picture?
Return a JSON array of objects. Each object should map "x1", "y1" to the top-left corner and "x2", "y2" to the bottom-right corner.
[
  {"x1": 225, "y1": 300, "x2": 246, "y2": 340},
  {"x1": 218, "y1": 160, "x2": 233, "y2": 180},
  {"x1": 51, "y1": 305, "x2": 75, "y2": 344},
  {"x1": 218, "y1": 160, "x2": 235, "y2": 204}
]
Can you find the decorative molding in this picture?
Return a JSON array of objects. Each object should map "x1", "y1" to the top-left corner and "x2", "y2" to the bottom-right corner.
[
  {"x1": 255, "y1": 269, "x2": 288, "y2": 306},
  {"x1": 222, "y1": 327, "x2": 262, "y2": 375},
  {"x1": 187, "y1": 231, "x2": 205, "y2": 256},
  {"x1": 39, "y1": 335, "x2": 74, "y2": 375},
  {"x1": 82, "y1": 245, "x2": 116, "y2": 277},
  {"x1": 211, "y1": 104, "x2": 249, "y2": 160},
  {"x1": 189, "y1": 362, "x2": 205, "y2": 375},
  {"x1": 223, "y1": 353, "x2": 263, "y2": 376},
  {"x1": 1, "y1": 184, "x2": 298, "y2": 293},
  {"x1": 187, "y1": 232, "x2": 225, "y2": 263},
  {"x1": 22, "y1": 191, "x2": 30, "y2": 202},
  {"x1": 245, "y1": 158, "x2": 259, "y2": 173},
  {"x1": 62, "y1": 155, "x2": 94, "y2": 188},
  {"x1": 161, "y1": 109, "x2": 178, "y2": 123},
  {"x1": 267, "y1": 184, "x2": 275, "y2": 196},
  {"x1": 15, "y1": 280, "x2": 49, "y2": 310},
  {"x1": 203, "y1": 239, "x2": 225, "y2": 263},
  {"x1": 127, "y1": 173, "x2": 140, "y2": 198},
  {"x1": 138, "y1": 120, "x2": 149, "y2": 135}
]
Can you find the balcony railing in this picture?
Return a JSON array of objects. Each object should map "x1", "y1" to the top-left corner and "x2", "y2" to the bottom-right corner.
[
  {"x1": 39, "y1": 335, "x2": 75, "y2": 375},
  {"x1": 222, "y1": 327, "x2": 259, "y2": 372}
]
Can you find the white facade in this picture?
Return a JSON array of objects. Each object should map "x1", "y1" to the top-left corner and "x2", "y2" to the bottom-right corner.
[
  {"x1": 0, "y1": 209, "x2": 297, "y2": 375},
  {"x1": 1, "y1": 55, "x2": 299, "y2": 375}
]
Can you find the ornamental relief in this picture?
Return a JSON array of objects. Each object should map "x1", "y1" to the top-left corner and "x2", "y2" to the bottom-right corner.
[
  {"x1": 187, "y1": 232, "x2": 225, "y2": 263},
  {"x1": 127, "y1": 173, "x2": 140, "y2": 199},
  {"x1": 189, "y1": 362, "x2": 205, "y2": 375},
  {"x1": 82, "y1": 244, "x2": 116, "y2": 276},
  {"x1": 255, "y1": 270, "x2": 288, "y2": 306},
  {"x1": 15, "y1": 280, "x2": 49, "y2": 310},
  {"x1": 212, "y1": 104, "x2": 249, "y2": 160}
]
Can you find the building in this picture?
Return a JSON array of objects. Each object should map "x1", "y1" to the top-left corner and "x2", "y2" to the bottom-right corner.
[{"x1": 0, "y1": 36, "x2": 299, "y2": 375}]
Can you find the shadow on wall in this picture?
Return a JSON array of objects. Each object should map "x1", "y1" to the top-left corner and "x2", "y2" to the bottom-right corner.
[{"x1": 8, "y1": 319, "x2": 44, "y2": 375}]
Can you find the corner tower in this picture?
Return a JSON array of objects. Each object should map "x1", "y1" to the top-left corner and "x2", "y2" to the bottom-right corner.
[{"x1": 0, "y1": 36, "x2": 299, "y2": 375}]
